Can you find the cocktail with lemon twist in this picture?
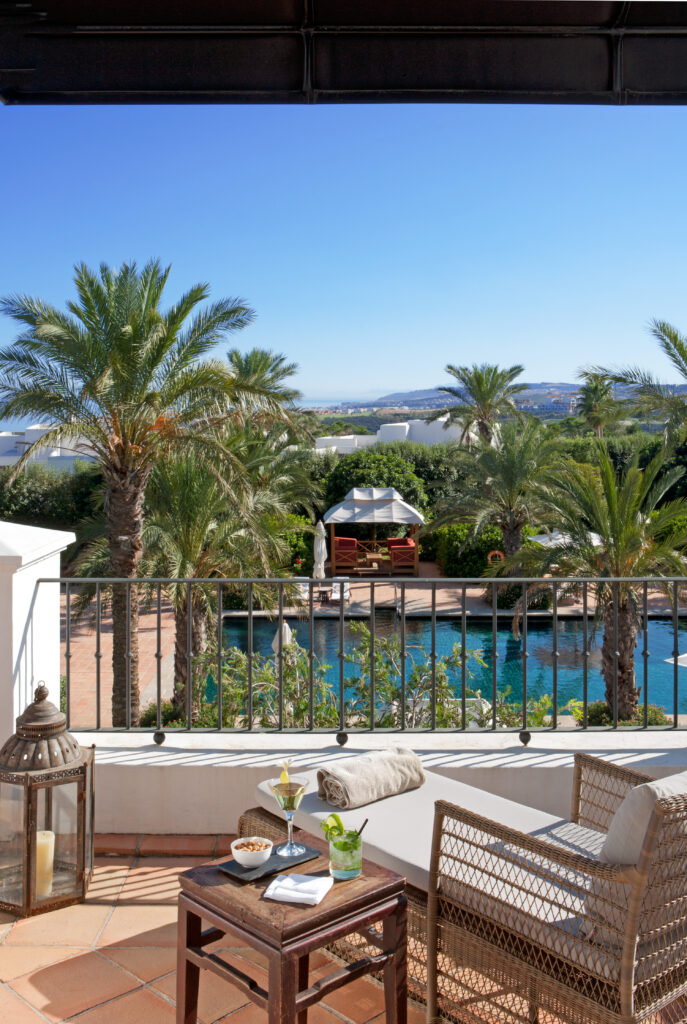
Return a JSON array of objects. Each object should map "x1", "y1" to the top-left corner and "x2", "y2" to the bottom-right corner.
[{"x1": 269, "y1": 760, "x2": 308, "y2": 857}]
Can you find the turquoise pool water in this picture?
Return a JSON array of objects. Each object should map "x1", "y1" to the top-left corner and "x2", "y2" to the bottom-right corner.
[{"x1": 223, "y1": 611, "x2": 687, "y2": 714}]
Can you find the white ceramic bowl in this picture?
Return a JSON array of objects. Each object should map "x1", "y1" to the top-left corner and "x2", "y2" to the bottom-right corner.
[{"x1": 231, "y1": 836, "x2": 273, "y2": 868}]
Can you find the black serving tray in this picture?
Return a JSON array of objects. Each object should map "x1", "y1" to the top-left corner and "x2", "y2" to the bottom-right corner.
[{"x1": 218, "y1": 844, "x2": 321, "y2": 884}]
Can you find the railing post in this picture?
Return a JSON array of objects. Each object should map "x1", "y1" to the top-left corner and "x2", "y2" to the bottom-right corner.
[{"x1": 0, "y1": 523, "x2": 75, "y2": 739}]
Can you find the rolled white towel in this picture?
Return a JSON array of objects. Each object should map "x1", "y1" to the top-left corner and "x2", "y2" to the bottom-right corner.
[
  {"x1": 263, "y1": 873, "x2": 334, "y2": 906},
  {"x1": 317, "y1": 746, "x2": 425, "y2": 809}
]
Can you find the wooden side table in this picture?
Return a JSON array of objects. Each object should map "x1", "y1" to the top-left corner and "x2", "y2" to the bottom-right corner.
[{"x1": 176, "y1": 835, "x2": 407, "y2": 1024}]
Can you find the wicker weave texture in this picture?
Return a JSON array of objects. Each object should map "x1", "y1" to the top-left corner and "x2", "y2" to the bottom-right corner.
[{"x1": 427, "y1": 753, "x2": 687, "y2": 1024}]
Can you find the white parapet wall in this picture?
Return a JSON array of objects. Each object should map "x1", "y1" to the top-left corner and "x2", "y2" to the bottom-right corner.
[
  {"x1": 0, "y1": 522, "x2": 75, "y2": 737},
  {"x1": 81, "y1": 730, "x2": 687, "y2": 834}
]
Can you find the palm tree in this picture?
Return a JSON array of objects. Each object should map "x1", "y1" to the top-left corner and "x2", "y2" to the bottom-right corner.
[
  {"x1": 226, "y1": 348, "x2": 300, "y2": 423},
  {"x1": 0, "y1": 259, "x2": 271, "y2": 726},
  {"x1": 426, "y1": 363, "x2": 526, "y2": 443},
  {"x1": 143, "y1": 452, "x2": 291, "y2": 722},
  {"x1": 512, "y1": 444, "x2": 687, "y2": 720},
  {"x1": 593, "y1": 318, "x2": 687, "y2": 444},
  {"x1": 576, "y1": 371, "x2": 620, "y2": 438},
  {"x1": 439, "y1": 420, "x2": 558, "y2": 565}
]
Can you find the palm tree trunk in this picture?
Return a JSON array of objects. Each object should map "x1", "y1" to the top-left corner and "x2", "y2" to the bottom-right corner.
[
  {"x1": 602, "y1": 597, "x2": 639, "y2": 721},
  {"x1": 173, "y1": 600, "x2": 208, "y2": 724},
  {"x1": 501, "y1": 522, "x2": 524, "y2": 578},
  {"x1": 105, "y1": 472, "x2": 148, "y2": 728}
]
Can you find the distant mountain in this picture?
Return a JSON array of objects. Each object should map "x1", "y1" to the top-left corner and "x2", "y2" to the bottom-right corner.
[{"x1": 344, "y1": 381, "x2": 687, "y2": 410}]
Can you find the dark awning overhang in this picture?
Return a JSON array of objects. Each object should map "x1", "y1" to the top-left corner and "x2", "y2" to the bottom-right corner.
[{"x1": 3, "y1": 2, "x2": 687, "y2": 105}]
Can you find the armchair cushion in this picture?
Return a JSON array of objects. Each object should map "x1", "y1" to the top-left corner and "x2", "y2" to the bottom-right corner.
[
  {"x1": 334, "y1": 537, "x2": 357, "y2": 549},
  {"x1": 600, "y1": 769, "x2": 687, "y2": 865}
]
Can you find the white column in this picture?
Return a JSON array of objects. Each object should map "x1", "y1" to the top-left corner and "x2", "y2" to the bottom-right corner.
[{"x1": 0, "y1": 523, "x2": 75, "y2": 740}]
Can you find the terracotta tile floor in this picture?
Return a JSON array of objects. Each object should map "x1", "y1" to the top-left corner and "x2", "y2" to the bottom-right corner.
[{"x1": 0, "y1": 838, "x2": 426, "y2": 1023}]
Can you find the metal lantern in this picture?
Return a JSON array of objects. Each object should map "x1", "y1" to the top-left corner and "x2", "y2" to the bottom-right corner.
[{"x1": 0, "y1": 684, "x2": 94, "y2": 917}]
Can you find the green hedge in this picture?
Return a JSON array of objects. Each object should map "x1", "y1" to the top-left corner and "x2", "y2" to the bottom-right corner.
[
  {"x1": 423, "y1": 523, "x2": 504, "y2": 577},
  {"x1": 283, "y1": 512, "x2": 314, "y2": 574},
  {"x1": 0, "y1": 462, "x2": 102, "y2": 530}
]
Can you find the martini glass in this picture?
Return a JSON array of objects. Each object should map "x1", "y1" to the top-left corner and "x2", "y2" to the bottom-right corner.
[{"x1": 269, "y1": 776, "x2": 308, "y2": 856}]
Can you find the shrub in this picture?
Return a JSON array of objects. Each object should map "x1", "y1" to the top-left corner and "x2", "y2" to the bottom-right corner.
[
  {"x1": 282, "y1": 513, "x2": 314, "y2": 574},
  {"x1": 482, "y1": 581, "x2": 552, "y2": 610},
  {"x1": 569, "y1": 699, "x2": 670, "y2": 727},
  {"x1": 422, "y1": 522, "x2": 504, "y2": 577},
  {"x1": 0, "y1": 461, "x2": 102, "y2": 531},
  {"x1": 324, "y1": 449, "x2": 428, "y2": 516}
]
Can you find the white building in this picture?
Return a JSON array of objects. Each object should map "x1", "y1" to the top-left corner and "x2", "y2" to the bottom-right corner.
[
  {"x1": 314, "y1": 415, "x2": 467, "y2": 454},
  {"x1": 0, "y1": 423, "x2": 95, "y2": 471}
]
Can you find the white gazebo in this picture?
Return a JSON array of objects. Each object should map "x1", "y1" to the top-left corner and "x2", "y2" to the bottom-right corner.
[{"x1": 323, "y1": 487, "x2": 425, "y2": 575}]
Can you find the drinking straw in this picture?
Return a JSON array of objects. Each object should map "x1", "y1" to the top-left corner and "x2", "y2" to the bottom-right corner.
[{"x1": 355, "y1": 818, "x2": 369, "y2": 837}]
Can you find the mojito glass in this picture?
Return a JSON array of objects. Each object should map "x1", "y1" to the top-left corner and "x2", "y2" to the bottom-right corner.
[{"x1": 329, "y1": 831, "x2": 362, "y2": 880}]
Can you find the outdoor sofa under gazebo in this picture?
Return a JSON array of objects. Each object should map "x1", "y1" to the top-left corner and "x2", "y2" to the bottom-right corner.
[{"x1": 323, "y1": 487, "x2": 424, "y2": 576}]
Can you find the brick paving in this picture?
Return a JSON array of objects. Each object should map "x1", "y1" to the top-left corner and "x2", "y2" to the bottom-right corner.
[{"x1": 0, "y1": 836, "x2": 426, "y2": 1024}]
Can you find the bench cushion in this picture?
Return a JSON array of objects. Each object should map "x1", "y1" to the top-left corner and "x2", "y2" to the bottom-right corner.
[{"x1": 256, "y1": 768, "x2": 567, "y2": 892}]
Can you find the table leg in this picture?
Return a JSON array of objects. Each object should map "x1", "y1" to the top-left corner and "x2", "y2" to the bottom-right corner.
[
  {"x1": 297, "y1": 953, "x2": 309, "y2": 1024},
  {"x1": 268, "y1": 953, "x2": 298, "y2": 1024},
  {"x1": 176, "y1": 898, "x2": 202, "y2": 1024},
  {"x1": 383, "y1": 898, "x2": 408, "y2": 1024}
]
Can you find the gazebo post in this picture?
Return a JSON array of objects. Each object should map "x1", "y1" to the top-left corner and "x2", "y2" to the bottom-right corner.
[
  {"x1": 330, "y1": 523, "x2": 336, "y2": 576},
  {"x1": 412, "y1": 523, "x2": 419, "y2": 575}
]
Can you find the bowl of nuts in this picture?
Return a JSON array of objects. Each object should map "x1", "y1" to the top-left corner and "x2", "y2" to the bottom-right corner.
[{"x1": 231, "y1": 836, "x2": 274, "y2": 868}]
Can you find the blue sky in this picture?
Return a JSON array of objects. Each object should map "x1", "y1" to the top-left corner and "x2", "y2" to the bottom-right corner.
[{"x1": 2, "y1": 103, "x2": 687, "y2": 403}]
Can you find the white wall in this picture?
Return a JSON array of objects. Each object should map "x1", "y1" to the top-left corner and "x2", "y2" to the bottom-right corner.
[
  {"x1": 0, "y1": 524, "x2": 74, "y2": 738},
  {"x1": 83, "y1": 730, "x2": 687, "y2": 834},
  {"x1": 314, "y1": 415, "x2": 465, "y2": 454}
]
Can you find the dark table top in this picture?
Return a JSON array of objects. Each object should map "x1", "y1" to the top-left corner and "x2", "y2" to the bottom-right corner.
[{"x1": 179, "y1": 834, "x2": 405, "y2": 945}]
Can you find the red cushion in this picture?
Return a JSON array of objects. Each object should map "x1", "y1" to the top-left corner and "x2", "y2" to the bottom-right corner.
[
  {"x1": 388, "y1": 538, "x2": 415, "y2": 549},
  {"x1": 335, "y1": 537, "x2": 357, "y2": 549}
]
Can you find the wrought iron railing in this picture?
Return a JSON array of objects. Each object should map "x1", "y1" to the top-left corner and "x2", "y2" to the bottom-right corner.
[{"x1": 42, "y1": 575, "x2": 687, "y2": 740}]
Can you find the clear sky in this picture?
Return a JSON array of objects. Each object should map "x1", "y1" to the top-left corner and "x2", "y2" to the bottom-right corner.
[{"x1": 2, "y1": 102, "x2": 687, "y2": 404}]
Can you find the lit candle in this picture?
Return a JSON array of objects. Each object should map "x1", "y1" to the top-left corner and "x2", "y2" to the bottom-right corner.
[{"x1": 36, "y1": 830, "x2": 55, "y2": 898}]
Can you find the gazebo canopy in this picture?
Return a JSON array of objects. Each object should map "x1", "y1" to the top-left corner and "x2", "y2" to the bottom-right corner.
[{"x1": 323, "y1": 488, "x2": 425, "y2": 525}]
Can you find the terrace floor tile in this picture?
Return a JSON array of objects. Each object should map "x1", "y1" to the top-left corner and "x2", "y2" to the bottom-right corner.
[
  {"x1": 100, "y1": 945, "x2": 177, "y2": 983},
  {"x1": 8, "y1": 949, "x2": 138, "y2": 1022},
  {"x1": 4, "y1": 903, "x2": 112, "y2": 947},
  {"x1": 0, "y1": 985, "x2": 47, "y2": 1022},
  {"x1": 64, "y1": 986, "x2": 177, "y2": 1023},
  {"x1": 153, "y1": 965, "x2": 251, "y2": 1023},
  {"x1": 0, "y1": 944, "x2": 83, "y2": 982},
  {"x1": 96, "y1": 903, "x2": 178, "y2": 948}
]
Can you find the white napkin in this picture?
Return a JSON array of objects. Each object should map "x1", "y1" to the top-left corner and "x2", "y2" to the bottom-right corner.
[{"x1": 263, "y1": 873, "x2": 334, "y2": 906}]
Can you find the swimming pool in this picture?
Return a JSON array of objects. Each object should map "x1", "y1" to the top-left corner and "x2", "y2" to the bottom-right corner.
[{"x1": 222, "y1": 611, "x2": 687, "y2": 715}]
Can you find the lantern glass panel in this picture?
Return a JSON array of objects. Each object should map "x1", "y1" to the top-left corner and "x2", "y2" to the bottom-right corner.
[
  {"x1": 0, "y1": 780, "x2": 25, "y2": 907},
  {"x1": 34, "y1": 782, "x2": 79, "y2": 903},
  {"x1": 84, "y1": 755, "x2": 93, "y2": 879}
]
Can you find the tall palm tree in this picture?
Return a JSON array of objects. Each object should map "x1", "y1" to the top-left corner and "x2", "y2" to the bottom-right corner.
[
  {"x1": 0, "y1": 259, "x2": 272, "y2": 726},
  {"x1": 426, "y1": 363, "x2": 526, "y2": 443},
  {"x1": 438, "y1": 420, "x2": 558, "y2": 566},
  {"x1": 143, "y1": 453, "x2": 291, "y2": 722},
  {"x1": 576, "y1": 371, "x2": 620, "y2": 438},
  {"x1": 511, "y1": 444, "x2": 687, "y2": 720},
  {"x1": 226, "y1": 348, "x2": 300, "y2": 423},
  {"x1": 593, "y1": 319, "x2": 687, "y2": 444}
]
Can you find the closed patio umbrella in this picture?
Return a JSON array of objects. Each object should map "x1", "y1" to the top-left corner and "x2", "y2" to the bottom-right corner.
[
  {"x1": 271, "y1": 621, "x2": 293, "y2": 654},
  {"x1": 313, "y1": 520, "x2": 327, "y2": 580}
]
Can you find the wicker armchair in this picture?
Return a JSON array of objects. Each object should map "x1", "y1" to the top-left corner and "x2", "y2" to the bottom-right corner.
[{"x1": 427, "y1": 753, "x2": 687, "y2": 1024}]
